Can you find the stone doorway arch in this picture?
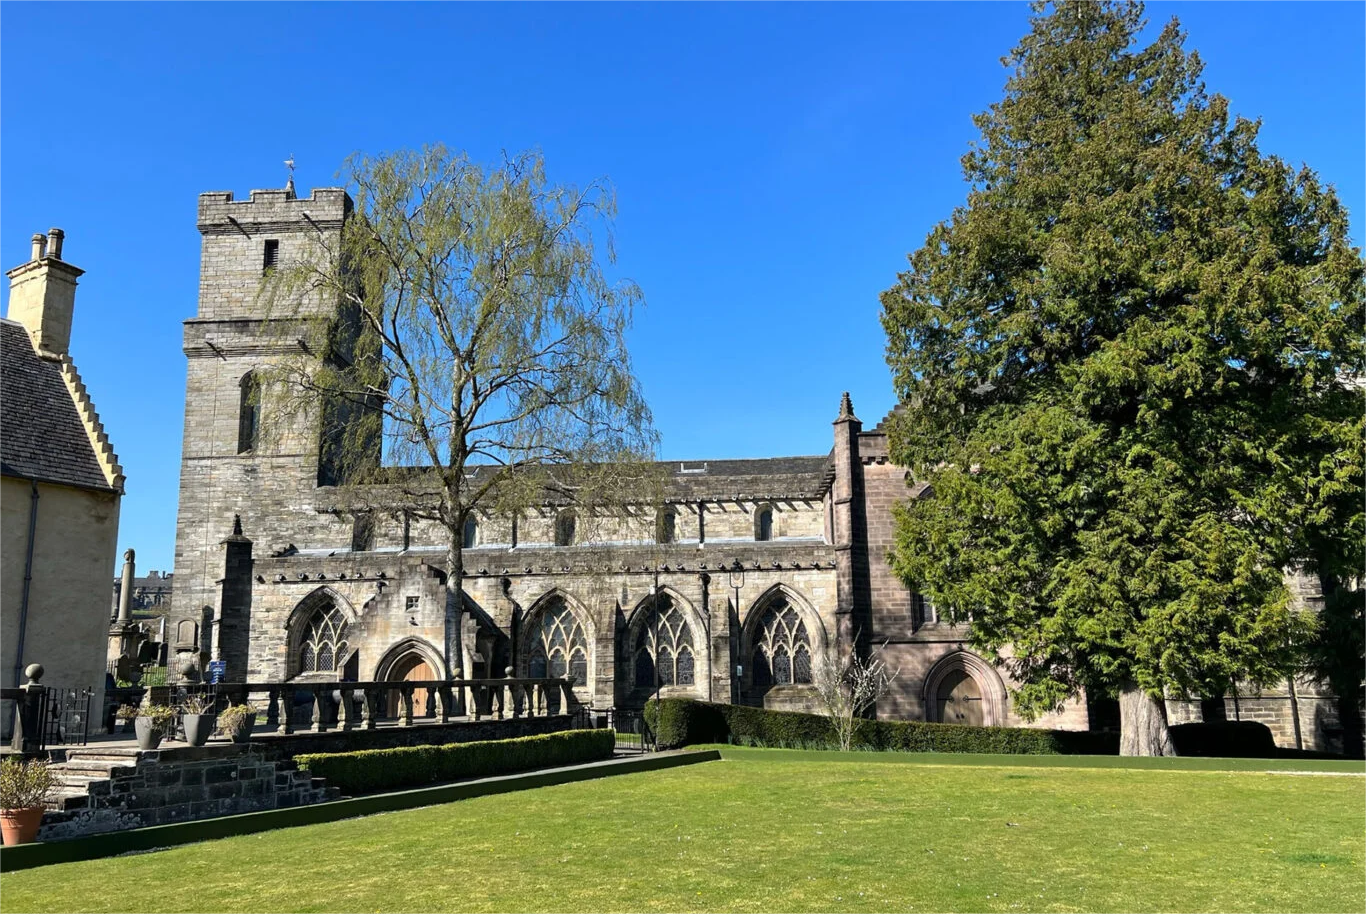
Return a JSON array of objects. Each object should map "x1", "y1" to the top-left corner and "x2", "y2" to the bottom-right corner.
[
  {"x1": 922, "y1": 651, "x2": 1008, "y2": 726},
  {"x1": 374, "y1": 638, "x2": 446, "y2": 719}
]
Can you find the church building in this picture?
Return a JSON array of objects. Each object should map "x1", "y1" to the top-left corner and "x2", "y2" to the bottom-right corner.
[{"x1": 168, "y1": 181, "x2": 1348, "y2": 755}]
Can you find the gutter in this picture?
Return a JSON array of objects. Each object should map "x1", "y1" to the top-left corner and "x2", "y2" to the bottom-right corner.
[{"x1": 12, "y1": 478, "x2": 39, "y2": 687}]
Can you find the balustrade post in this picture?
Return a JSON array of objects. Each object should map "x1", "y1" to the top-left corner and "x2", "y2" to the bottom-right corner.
[
  {"x1": 561, "y1": 680, "x2": 575, "y2": 715},
  {"x1": 275, "y1": 686, "x2": 293, "y2": 735},
  {"x1": 11, "y1": 665, "x2": 45, "y2": 753},
  {"x1": 360, "y1": 687, "x2": 376, "y2": 730},
  {"x1": 470, "y1": 683, "x2": 484, "y2": 721},
  {"x1": 310, "y1": 687, "x2": 328, "y2": 733},
  {"x1": 399, "y1": 684, "x2": 414, "y2": 726},
  {"x1": 338, "y1": 688, "x2": 355, "y2": 730},
  {"x1": 436, "y1": 684, "x2": 453, "y2": 723}
]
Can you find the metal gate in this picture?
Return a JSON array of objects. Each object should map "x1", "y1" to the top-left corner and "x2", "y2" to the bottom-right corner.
[{"x1": 42, "y1": 687, "x2": 93, "y2": 747}]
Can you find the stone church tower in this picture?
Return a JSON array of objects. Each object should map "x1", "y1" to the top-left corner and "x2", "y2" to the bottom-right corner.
[{"x1": 171, "y1": 184, "x2": 353, "y2": 680}]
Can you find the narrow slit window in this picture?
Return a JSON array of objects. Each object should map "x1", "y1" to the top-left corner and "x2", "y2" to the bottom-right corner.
[
  {"x1": 263, "y1": 239, "x2": 280, "y2": 273},
  {"x1": 237, "y1": 373, "x2": 260, "y2": 453}
]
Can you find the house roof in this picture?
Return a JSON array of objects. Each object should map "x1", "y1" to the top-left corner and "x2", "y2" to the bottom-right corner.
[{"x1": 0, "y1": 319, "x2": 115, "y2": 491}]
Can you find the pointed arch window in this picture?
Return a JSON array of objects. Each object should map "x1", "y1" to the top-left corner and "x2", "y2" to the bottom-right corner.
[
  {"x1": 755, "y1": 505, "x2": 773, "y2": 541},
  {"x1": 463, "y1": 515, "x2": 479, "y2": 549},
  {"x1": 634, "y1": 595, "x2": 696, "y2": 688},
  {"x1": 237, "y1": 372, "x2": 261, "y2": 454},
  {"x1": 750, "y1": 598, "x2": 812, "y2": 686},
  {"x1": 298, "y1": 602, "x2": 349, "y2": 674},
  {"x1": 528, "y1": 601, "x2": 588, "y2": 683}
]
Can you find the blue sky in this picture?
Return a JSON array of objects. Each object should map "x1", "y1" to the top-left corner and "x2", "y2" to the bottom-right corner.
[{"x1": 2, "y1": 2, "x2": 1362, "y2": 572}]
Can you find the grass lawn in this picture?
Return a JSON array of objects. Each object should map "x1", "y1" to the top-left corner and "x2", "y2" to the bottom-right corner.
[{"x1": 2, "y1": 750, "x2": 1361, "y2": 913}]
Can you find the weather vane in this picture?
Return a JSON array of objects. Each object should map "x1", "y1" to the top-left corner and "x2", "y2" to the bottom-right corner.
[{"x1": 285, "y1": 154, "x2": 296, "y2": 182}]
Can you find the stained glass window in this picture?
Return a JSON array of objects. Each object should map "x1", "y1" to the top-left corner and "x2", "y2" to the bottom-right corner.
[
  {"x1": 528, "y1": 601, "x2": 588, "y2": 683},
  {"x1": 750, "y1": 598, "x2": 813, "y2": 686},
  {"x1": 633, "y1": 596, "x2": 698, "y2": 689},
  {"x1": 298, "y1": 603, "x2": 348, "y2": 675}
]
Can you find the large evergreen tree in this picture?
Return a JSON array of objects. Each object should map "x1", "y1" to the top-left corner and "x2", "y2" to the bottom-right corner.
[{"x1": 881, "y1": 1, "x2": 1364, "y2": 755}]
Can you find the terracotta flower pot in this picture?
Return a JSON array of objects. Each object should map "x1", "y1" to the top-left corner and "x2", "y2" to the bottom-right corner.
[{"x1": 1, "y1": 806, "x2": 45, "y2": 846}]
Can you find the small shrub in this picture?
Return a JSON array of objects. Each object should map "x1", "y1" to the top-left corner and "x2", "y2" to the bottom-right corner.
[
  {"x1": 0, "y1": 758, "x2": 54, "y2": 810},
  {"x1": 215, "y1": 703, "x2": 258, "y2": 736},
  {"x1": 646, "y1": 698, "x2": 1120, "y2": 755},
  {"x1": 179, "y1": 695, "x2": 213, "y2": 715},
  {"x1": 139, "y1": 705, "x2": 178, "y2": 730},
  {"x1": 113, "y1": 704, "x2": 139, "y2": 722},
  {"x1": 296, "y1": 729, "x2": 616, "y2": 795}
]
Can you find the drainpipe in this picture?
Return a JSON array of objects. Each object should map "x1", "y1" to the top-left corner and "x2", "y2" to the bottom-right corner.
[{"x1": 12, "y1": 479, "x2": 39, "y2": 688}]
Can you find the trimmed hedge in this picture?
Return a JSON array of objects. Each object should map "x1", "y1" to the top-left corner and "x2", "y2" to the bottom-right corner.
[
  {"x1": 645, "y1": 698, "x2": 1119, "y2": 755},
  {"x1": 296, "y1": 729, "x2": 616, "y2": 794},
  {"x1": 1168, "y1": 721, "x2": 1277, "y2": 758}
]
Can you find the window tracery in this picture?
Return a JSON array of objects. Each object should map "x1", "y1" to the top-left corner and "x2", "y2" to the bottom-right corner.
[
  {"x1": 633, "y1": 597, "x2": 696, "y2": 688},
  {"x1": 750, "y1": 598, "x2": 812, "y2": 687},
  {"x1": 528, "y1": 601, "x2": 588, "y2": 682},
  {"x1": 298, "y1": 603, "x2": 349, "y2": 674}
]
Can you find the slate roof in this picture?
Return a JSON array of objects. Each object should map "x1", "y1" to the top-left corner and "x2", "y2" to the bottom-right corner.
[{"x1": 0, "y1": 319, "x2": 113, "y2": 491}]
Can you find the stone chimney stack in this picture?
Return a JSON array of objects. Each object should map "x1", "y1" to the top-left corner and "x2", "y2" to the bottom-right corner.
[{"x1": 6, "y1": 227, "x2": 84, "y2": 357}]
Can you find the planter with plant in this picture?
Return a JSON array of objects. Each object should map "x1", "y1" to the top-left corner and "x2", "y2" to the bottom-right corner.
[
  {"x1": 135, "y1": 704, "x2": 177, "y2": 751},
  {"x1": 0, "y1": 758, "x2": 54, "y2": 845},
  {"x1": 114, "y1": 704, "x2": 139, "y2": 735},
  {"x1": 216, "y1": 703, "x2": 258, "y2": 743},
  {"x1": 179, "y1": 695, "x2": 216, "y2": 747}
]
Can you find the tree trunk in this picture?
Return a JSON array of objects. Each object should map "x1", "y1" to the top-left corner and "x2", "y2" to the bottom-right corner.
[
  {"x1": 445, "y1": 537, "x2": 465, "y2": 713},
  {"x1": 1119, "y1": 681, "x2": 1175, "y2": 756}
]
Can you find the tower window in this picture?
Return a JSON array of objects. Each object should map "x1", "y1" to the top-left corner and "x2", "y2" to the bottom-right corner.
[
  {"x1": 237, "y1": 372, "x2": 260, "y2": 453},
  {"x1": 462, "y1": 515, "x2": 479, "y2": 549},
  {"x1": 263, "y1": 239, "x2": 280, "y2": 273}
]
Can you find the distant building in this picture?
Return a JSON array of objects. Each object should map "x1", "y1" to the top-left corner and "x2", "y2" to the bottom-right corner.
[
  {"x1": 110, "y1": 568, "x2": 174, "y2": 618},
  {"x1": 1, "y1": 229, "x2": 123, "y2": 716}
]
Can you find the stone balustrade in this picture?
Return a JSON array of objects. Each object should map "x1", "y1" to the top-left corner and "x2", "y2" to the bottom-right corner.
[{"x1": 150, "y1": 676, "x2": 580, "y2": 737}]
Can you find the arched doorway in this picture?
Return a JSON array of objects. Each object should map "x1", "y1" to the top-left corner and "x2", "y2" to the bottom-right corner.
[
  {"x1": 387, "y1": 653, "x2": 436, "y2": 718},
  {"x1": 935, "y1": 669, "x2": 984, "y2": 726},
  {"x1": 922, "y1": 651, "x2": 1007, "y2": 726}
]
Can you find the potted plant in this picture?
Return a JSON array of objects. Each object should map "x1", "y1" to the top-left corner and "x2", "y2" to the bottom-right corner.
[
  {"x1": 179, "y1": 695, "x2": 216, "y2": 747},
  {"x1": 0, "y1": 758, "x2": 54, "y2": 846},
  {"x1": 134, "y1": 704, "x2": 177, "y2": 751},
  {"x1": 216, "y1": 703, "x2": 258, "y2": 744},
  {"x1": 114, "y1": 703, "x2": 139, "y2": 735}
]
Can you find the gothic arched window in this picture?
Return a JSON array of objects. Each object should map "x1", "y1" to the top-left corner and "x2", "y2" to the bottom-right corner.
[
  {"x1": 298, "y1": 603, "x2": 349, "y2": 674},
  {"x1": 634, "y1": 596, "x2": 697, "y2": 688},
  {"x1": 237, "y1": 372, "x2": 261, "y2": 454},
  {"x1": 463, "y1": 515, "x2": 479, "y2": 549},
  {"x1": 750, "y1": 598, "x2": 812, "y2": 687},
  {"x1": 528, "y1": 601, "x2": 588, "y2": 683}
]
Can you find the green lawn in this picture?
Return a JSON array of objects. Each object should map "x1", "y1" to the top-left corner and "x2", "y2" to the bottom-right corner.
[{"x1": 3, "y1": 750, "x2": 1362, "y2": 913}]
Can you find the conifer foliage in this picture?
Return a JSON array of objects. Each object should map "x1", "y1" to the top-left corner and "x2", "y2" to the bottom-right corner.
[{"x1": 881, "y1": 2, "x2": 1364, "y2": 754}]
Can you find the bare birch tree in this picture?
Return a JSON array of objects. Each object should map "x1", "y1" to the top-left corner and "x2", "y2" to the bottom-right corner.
[
  {"x1": 814, "y1": 642, "x2": 899, "y2": 751},
  {"x1": 260, "y1": 145, "x2": 660, "y2": 681}
]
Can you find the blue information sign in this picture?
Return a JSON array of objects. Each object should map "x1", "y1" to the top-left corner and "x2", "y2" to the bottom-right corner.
[{"x1": 207, "y1": 660, "x2": 226, "y2": 684}]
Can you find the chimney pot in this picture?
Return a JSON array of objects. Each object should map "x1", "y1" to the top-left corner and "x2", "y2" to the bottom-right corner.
[
  {"x1": 46, "y1": 228, "x2": 64, "y2": 261},
  {"x1": 30, "y1": 234, "x2": 46, "y2": 261}
]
